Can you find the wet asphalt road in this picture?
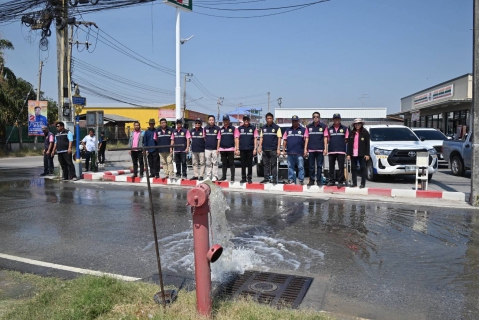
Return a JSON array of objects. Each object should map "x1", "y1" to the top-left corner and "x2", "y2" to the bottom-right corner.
[{"x1": 0, "y1": 168, "x2": 478, "y2": 320}]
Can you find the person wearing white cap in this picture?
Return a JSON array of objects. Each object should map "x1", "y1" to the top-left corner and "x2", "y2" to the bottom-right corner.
[{"x1": 347, "y1": 118, "x2": 370, "y2": 188}]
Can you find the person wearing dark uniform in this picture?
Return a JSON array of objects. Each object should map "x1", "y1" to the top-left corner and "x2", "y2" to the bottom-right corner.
[
  {"x1": 204, "y1": 115, "x2": 220, "y2": 181},
  {"x1": 143, "y1": 118, "x2": 159, "y2": 178},
  {"x1": 172, "y1": 119, "x2": 191, "y2": 179},
  {"x1": 258, "y1": 112, "x2": 281, "y2": 184},
  {"x1": 217, "y1": 115, "x2": 239, "y2": 182},
  {"x1": 235, "y1": 115, "x2": 258, "y2": 184},
  {"x1": 40, "y1": 125, "x2": 55, "y2": 176},
  {"x1": 347, "y1": 118, "x2": 370, "y2": 188},
  {"x1": 282, "y1": 115, "x2": 309, "y2": 185},
  {"x1": 53, "y1": 121, "x2": 78, "y2": 181},
  {"x1": 157, "y1": 118, "x2": 174, "y2": 178},
  {"x1": 98, "y1": 131, "x2": 107, "y2": 166},
  {"x1": 327, "y1": 113, "x2": 349, "y2": 187},
  {"x1": 189, "y1": 118, "x2": 206, "y2": 180},
  {"x1": 307, "y1": 112, "x2": 329, "y2": 186}
]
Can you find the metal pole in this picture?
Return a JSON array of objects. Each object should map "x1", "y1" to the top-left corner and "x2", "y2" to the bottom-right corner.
[
  {"x1": 34, "y1": 60, "x2": 44, "y2": 151},
  {"x1": 267, "y1": 92, "x2": 270, "y2": 113},
  {"x1": 471, "y1": 0, "x2": 479, "y2": 205},
  {"x1": 175, "y1": 7, "x2": 181, "y2": 121},
  {"x1": 183, "y1": 73, "x2": 187, "y2": 119},
  {"x1": 143, "y1": 151, "x2": 167, "y2": 307}
]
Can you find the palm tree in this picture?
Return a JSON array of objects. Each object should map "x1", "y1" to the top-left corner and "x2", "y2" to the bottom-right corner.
[{"x1": 0, "y1": 38, "x2": 14, "y2": 79}]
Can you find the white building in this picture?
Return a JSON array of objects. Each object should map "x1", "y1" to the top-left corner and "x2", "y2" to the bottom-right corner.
[
  {"x1": 390, "y1": 73, "x2": 472, "y2": 136},
  {"x1": 274, "y1": 108, "x2": 396, "y2": 126}
]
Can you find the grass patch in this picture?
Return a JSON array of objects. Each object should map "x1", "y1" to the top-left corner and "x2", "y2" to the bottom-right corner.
[
  {"x1": 0, "y1": 147, "x2": 43, "y2": 158},
  {"x1": 1, "y1": 272, "x2": 332, "y2": 320}
]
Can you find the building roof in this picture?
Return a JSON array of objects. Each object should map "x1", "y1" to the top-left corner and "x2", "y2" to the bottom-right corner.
[
  {"x1": 79, "y1": 113, "x2": 138, "y2": 123},
  {"x1": 400, "y1": 73, "x2": 472, "y2": 100},
  {"x1": 275, "y1": 108, "x2": 387, "y2": 119}
]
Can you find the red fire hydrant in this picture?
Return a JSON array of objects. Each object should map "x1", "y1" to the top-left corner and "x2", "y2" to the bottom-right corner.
[{"x1": 186, "y1": 183, "x2": 223, "y2": 317}]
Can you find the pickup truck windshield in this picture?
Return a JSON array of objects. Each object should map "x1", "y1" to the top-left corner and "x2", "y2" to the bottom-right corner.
[
  {"x1": 369, "y1": 127, "x2": 419, "y2": 142},
  {"x1": 413, "y1": 130, "x2": 447, "y2": 141}
]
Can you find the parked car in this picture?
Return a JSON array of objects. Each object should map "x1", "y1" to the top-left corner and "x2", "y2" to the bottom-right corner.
[
  {"x1": 442, "y1": 133, "x2": 472, "y2": 176},
  {"x1": 365, "y1": 125, "x2": 438, "y2": 181},
  {"x1": 411, "y1": 128, "x2": 449, "y2": 165}
]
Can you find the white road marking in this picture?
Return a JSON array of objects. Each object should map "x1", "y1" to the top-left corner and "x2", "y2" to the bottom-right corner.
[{"x1": 0, "y1": 253, "x2": 141, "y2": 282}]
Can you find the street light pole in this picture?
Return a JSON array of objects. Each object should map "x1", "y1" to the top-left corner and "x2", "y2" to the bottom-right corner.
[
  {"x1": 471, "y1": 0, "x2": 479, "y2": 205},
  {"x1": 175, "y1": 7, "x2": 181, "y2": 121}
]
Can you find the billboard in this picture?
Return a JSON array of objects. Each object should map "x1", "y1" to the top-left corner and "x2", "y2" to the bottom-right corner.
[
  {"x1": 164, "y1": 0, "x2": 192, "y2": 12},
  {"x1": 28, "y1": 100, "x2": 48, "y2": 136},
  {"x1": 413, "y1": 84, "x2": 454, "y2": 107}
]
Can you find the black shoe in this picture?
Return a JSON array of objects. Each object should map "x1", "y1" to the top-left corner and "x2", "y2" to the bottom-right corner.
[
  {"x1": 140, "y1": 174, "x2": 144, "y2": 178},
  {"x1": 132, "y1": 174, "x2": 138, "y2": 178},
  {"x1": 62, "y1": 178, "x2": 69, "y2": 181},
  {"x1": 299, "y1": 180, "x2": 304, "y2": 185},
  {"x1": 199, "y1": 177, "x2": 204, "y2": 181},
  {"x1": 155, "y1": 176, "x2": 159, "y2": 179},
  {"x1": 149, "y1": 174, "x2": 155, "y2": 178},
  {"x1": 71, "y1": 177, "x2": 79, "y2": 181},
  {"x1": 40, "y1": 172, "x2": 48, "y2": 176},
  {"x1": 182, "y1": 176, "x2": 187, "y2": 180},
  {"x1": 351, "y1": 183, "x2": 357, "y2": 188},
  {"x1": 240, "y1": 178, "x2": 247, "y2": 183},
  {"x1": 307, "y1": 179, "x2": 315, "y2": 186},
  {"x1": 48, "y1": 172, "x2": 55, "y2": 176},
  {"x1": 359, "y1": 185, "x2": 365, "y2": 189},
  {"x1": 190, "y1": 177, "x2": 198, "y2": 181},
  {"x1": 337, "y1": 182, "x2": 344, "y2": 188},
  {"x1": 231, "y1": 178, "x2": 235, "y2": 182},
  {"x1": 286, "y1": 179, "x2": 294, "y2": 184},
  {"x1": 271, "y1": 179, "x2": 277, "y2": 184},
  {"x1": 317, "y1": 181, "x2": 323, "y2": 186},
  {"x1": 247, "y1": 178, "x2": 252, "y2": 184},
  {"x1": 218, "y1": 176, "x2": 227, "y2": 181},
  {"x1": 327, "y1": 181, "x2": 335, "y2": 186},
  {"x1": 259, "y1": 179, "x2": 269, "y2": 184}
]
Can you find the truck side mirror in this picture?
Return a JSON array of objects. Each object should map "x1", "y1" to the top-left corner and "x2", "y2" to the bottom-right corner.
[{"x1": 419, "y1": 136, "x2": 425, "y2": 142}]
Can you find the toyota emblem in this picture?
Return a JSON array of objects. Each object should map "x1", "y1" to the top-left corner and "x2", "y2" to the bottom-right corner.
[{"x1": 408, "y1": 151, "x2": 416, "y2": 157}]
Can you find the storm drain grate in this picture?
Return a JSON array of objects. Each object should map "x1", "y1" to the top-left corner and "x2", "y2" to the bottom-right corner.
[{"x1": 218, "y1": 270, "x2": 313, "y2": 309}]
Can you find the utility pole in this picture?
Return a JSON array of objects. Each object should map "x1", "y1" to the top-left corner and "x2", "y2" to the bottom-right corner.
[
  {"x1": 56, "y1": 0, "x2": 71, "y2": 123},
  {"x1": 217, "y1": 97, "x2": 224, "y2": 124},
  {"x1": 34, "y1": 60, "x2": 44, "y2": 150},
  {"x1": 267, "y1": 92, "x2": 270, "y2": 113},
  {"x1": 359, "y1": 94, "x2": 369, "y2": 108},
  {"x1": 182, "y1": 73, "x2": 192, "y2": 119},
  {"x1": 277, "y1": 97, "x2": 282, "y2": 109},
  {"x1": 471, "y1": 0, "x2": 479, "y2": 205}
]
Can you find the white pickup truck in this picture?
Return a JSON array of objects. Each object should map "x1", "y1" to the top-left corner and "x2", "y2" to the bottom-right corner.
[{"x1": 365, "y1": 125, "x2": 439, "y2": 181}]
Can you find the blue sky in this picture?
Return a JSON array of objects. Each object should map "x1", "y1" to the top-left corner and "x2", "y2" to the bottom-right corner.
[{"x1": 1, "y1": 0, "x2": 473, "y2": 115}]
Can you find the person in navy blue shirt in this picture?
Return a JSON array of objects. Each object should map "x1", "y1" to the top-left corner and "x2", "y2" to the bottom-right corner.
[
  {"x1": 306, "y1": 112, "x2": 329, "y2": 186},
  {"x1": 282, "y1": 115, "x2": 309, "y2": 185},
  {"x1": 157, "y1": 118, "x2": 174, "y2": 178},
  {"x1": 143, "y1": 118, "x2": 159, "y2": 178},
  {"x1": 326, "y1": 113, "x2": 349, "y2": 187},
  {"x1": 204, "y1": 115, "x2": 220, "y2": 181}
]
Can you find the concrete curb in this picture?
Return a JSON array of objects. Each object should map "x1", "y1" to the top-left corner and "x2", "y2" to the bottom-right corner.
[{"x1": 82, "y1": 170, "x2": 467, "y2": 202}]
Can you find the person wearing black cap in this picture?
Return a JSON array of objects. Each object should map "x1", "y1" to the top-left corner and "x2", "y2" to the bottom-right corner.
[
  {"x1": 189, "y1": 118, "x2": 206, "y2": 180},
  {"x1": 143, "y1": 118, "x2": 159, "y2": 178},
  {"x1": 171, "y1": 119, "x2": 191, "y2": 179},
  {"x1": 217, "y1": 114, "x2": 239, "y2": 182},
  {"x1": 327, "y1": 113, "x2": 349, "y2": 187},
  {"x1": 98, "y1": 131, "x2": 107, "y2": 166},
  {"x1": 306, "y1": 112, "x2": 329, "y2": 186},
  {"x1": 282, "y1": 115, "x2": 309, "y2": 185},
  {"x1": 236, "y1": 115, "x2": 258, "y2": 183}
]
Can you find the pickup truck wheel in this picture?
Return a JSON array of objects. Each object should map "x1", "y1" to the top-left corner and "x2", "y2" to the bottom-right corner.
[
  {"x1": 451, "y1": 156, "x2": 465, "y2": 176},
  {"x1": 367, "y1": 160, "x2": 378, "y2": 182}
]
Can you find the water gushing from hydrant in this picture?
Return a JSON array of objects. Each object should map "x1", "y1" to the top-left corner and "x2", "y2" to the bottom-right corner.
[{"x1": 204, "y1": 181, "x2": 263, "y2": 282}]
